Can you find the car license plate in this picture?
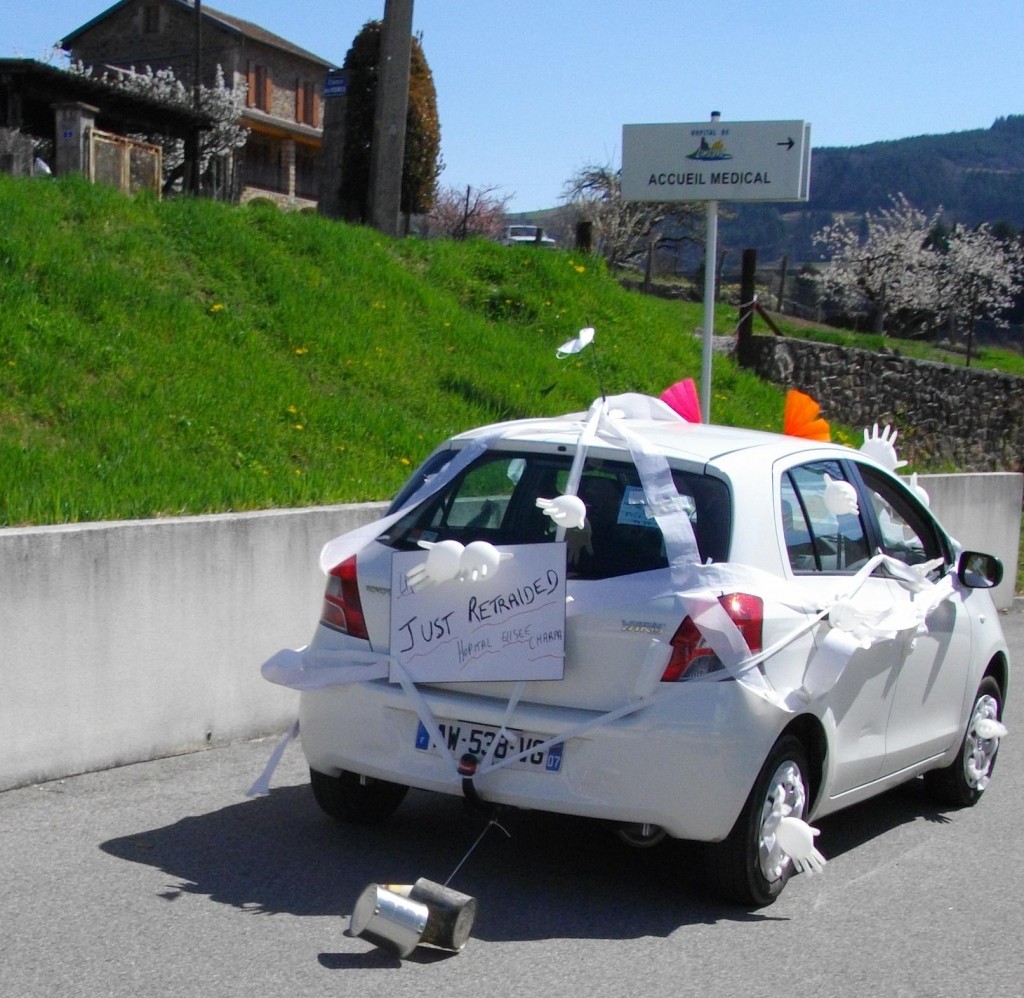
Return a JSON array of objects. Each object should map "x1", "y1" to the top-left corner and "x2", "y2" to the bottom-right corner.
[{"x1": 414, "y1": 720, "x2": 563, "y2": 773}]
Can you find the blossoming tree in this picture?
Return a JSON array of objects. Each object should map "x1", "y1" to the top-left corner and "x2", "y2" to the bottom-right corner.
[
  {"x1": 813, "y1": 193, "x2": 1024, "y2": 359},
  {"x1": 67, "y1": 61, "x2": 248, "y2": 195},
  {"x1": 812, "y1": 194, "x2": 942, "y2": 334},
  {"x1": 935, "y1": 222, "x2": 1024, "y2": 365},
  {"x1": 427, "y1": 184, "x2": 512, "y2": 240}
]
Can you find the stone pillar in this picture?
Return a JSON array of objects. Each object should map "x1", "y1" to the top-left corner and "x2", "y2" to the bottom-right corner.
[
  {"x1": 283, "y1": 137, "x2": 296, "y2": 200},
  {"x1": 52, "y1": 102, "x2": 99, "y2": 177}
]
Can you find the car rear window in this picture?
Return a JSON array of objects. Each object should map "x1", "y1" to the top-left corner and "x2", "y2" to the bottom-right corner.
[{"x1": 379, "y1": 450, "x2": 731, "y2": 580}]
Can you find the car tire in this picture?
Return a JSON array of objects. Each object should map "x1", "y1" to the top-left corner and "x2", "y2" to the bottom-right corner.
[
  {"x1": 706, "y1": 734, "x2": 811, "y2": 908},
  {"x1": 309, "y1": 768, "x2": 409, "y2": 825},
  {"x1": 923, "y1": 676, "x2": 1003, "y2": 808}
]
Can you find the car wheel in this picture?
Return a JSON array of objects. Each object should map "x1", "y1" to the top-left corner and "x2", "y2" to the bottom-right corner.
[
  {"x1": 707, "y1": 735, "x2": 810, "y2": 908},
  {"x1": 924, "y1": 676, "x2": 1003, "y2": 808},
  {"x1": 309, "y1": 768, "x2": 408, "y2": 825}
]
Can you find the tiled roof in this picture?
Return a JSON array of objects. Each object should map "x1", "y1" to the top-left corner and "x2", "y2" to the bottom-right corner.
[
  {"x1": 202, "y1": 4, "x2": 334, "y2": 67},
  {"x1": 60, "y1": 1, "x2": 334, "y2": 68}
]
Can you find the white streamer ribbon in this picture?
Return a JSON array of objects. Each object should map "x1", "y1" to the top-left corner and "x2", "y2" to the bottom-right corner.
[{"x1": 246, "y1": 719, "x2": 300, "y2": 797}]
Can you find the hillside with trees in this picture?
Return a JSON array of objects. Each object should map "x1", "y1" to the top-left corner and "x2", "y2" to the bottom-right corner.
[{"x1": 722, "y1": 115, "x2": 1024, "y2": 263}]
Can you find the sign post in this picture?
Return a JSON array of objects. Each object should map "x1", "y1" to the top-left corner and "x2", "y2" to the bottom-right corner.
[
  {"x1": 701, "y1": 197, "x2": 718, "y2": 423},
  {"x1": 621, "y1": 116, "x2": 812, "y2": 421}
]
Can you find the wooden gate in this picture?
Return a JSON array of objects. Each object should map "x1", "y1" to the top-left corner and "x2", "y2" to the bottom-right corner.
[{"x1": 89, "y1": 128, "x2": 162, "y2": 197}]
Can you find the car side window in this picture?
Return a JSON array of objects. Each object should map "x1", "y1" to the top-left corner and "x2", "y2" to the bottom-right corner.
[
  {"x1": 780, "y1": 474, "x2": 816, "y2": 570},
  {"x1": 783, "y1": 462, "x2": 871, "y2": 573},
  {"x1": 855, "y1": 464, "x2": 948, "y2": 571}
]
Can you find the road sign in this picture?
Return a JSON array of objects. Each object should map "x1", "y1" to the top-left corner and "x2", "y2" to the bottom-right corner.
[
  {"x1": 323, "y1": 70, "x2": 349, "y2": 98},
  {"x1": 621, "y1": 119, "x2": 811, "y2": 202}
]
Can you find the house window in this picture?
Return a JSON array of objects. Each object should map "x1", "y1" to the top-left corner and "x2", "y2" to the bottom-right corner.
[
  {"x1": 142, "y1": 5, "x2": 161, "y2": 33},
  {"x1": 247, "y1": 63, "x2": 272, "y2": 112},
  {"x1": 295, "y1": 80, "x2": 317, "y2": 126}
]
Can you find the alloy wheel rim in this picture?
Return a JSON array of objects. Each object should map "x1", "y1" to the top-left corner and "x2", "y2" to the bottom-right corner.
[
  {"x1": 757, "y1": 760, "x2": 807, "y2": 882},
  {"x1": 963, "y1": 694, "x2": 1001, "y2": 791}
]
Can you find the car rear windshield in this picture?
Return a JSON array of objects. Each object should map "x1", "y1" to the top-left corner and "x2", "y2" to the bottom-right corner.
[{"x1": 379, "y1": 450, "x2": 731, "y2": 580}]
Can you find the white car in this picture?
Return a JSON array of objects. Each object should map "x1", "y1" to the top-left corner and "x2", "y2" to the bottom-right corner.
[
  {"x1": 500, "y1": 224, "x2": 556, "y2": 248},
  {"x1": 265, "y1": 394, "x2": 1009, "y2": 907}
]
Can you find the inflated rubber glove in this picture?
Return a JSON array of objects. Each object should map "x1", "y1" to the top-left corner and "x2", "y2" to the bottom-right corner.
[
  {"x1": 776, "y1": 816, "x2": 827, "y2": 874},
  {"x1": 974, "y1": 717, "x2": 1008, "y2": 740},
  {"x1": 860, "y1": 423, "x2": 908, "y2": 471},
  {"x1": 536, "y1": 494, "x2": 587, "y2": 530},
  {"x1": 823, "y1": 473, "x2": 859, "y2": 516},
  {"x1": 457, "y1": 541, "x2": 512, "y2": 582},
  {"x1": 406, "y1": 539, "x2": 465, "y2": 592},
  {"x1": 909, "y1": 472, "x2": 930, "y2": 507},
  {"x1": 566, "y1": 519, "x2": 593, "y2": 566}
]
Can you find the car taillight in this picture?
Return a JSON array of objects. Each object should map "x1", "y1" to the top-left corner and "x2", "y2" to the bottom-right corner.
[
  {"x1": 661, "y1": 593, "x2": 763, "y2": 682},
  {"x1": 320, "y1": 555, "x2": 368, "y2": 639}
]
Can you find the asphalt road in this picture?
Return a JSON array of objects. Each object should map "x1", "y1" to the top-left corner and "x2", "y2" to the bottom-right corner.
[{"x1": 3, "y1": 608, "x2": 1023, "y2": 998}]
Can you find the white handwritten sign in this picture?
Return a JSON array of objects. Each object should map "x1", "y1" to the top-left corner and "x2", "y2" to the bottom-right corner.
[{"x1": 389, "y1": 543, "x2": 566, "y2": 682}]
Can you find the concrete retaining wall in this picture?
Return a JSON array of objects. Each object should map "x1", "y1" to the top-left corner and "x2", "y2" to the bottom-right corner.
[
  {"x1": 919, "y1": 473, "x2": 1022, "y2": 608},
  {"x1": 0, "y1": 503, "x2": 386, "y2": 792},
  {"x1": 1, "y1": 476, "x2": 1019, "y2": 791}
]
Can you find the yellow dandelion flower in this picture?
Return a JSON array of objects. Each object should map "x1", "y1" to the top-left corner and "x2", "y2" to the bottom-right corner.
[
  {"x1": 294, "y1": 346, "x2": 308, "y2": 356},
  {"x1": 287, "y1": 404, "x2": 298, "y2": 414},
  {"x1": 294, "y1": 423, "x2": 304, "y2": 431},
  {"x1": 400, "y1": 457, "x2": 411, "y2": 466}
]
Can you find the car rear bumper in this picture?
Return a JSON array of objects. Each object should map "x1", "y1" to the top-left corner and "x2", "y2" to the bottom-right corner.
[{"x1": 298, "y1": 677, "x2": 785, "y2": 841}]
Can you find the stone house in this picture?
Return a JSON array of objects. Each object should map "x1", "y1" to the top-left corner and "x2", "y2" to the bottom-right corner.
[{"x1": 60, "y1": 0, "x2": 334, "y2": 207}]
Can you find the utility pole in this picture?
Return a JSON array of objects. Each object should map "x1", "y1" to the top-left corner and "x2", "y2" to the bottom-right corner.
[
  {"x1": 188, "y1": 0, "x2": 203, "y2": 195},
  {"x1": 367, "y1": 0, "x2": 414, "y2": 237}
]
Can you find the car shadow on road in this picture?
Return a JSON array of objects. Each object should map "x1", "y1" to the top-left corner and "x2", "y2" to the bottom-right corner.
[
  {"x1": 813, "y1": 776, "x2": 956, "y2": 859},
  {"x1": 100, "y1": 774, "x2": 959, "y2": 942}
]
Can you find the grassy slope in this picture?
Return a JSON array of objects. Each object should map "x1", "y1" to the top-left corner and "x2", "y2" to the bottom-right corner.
[{"x1": 1, "y1": 175, "x2": 791, "y2": 527}]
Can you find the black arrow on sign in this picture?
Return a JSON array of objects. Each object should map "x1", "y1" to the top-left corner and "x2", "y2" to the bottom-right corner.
[{"x1": 777, "y1": 137, "x2": 795, "y2": 151}]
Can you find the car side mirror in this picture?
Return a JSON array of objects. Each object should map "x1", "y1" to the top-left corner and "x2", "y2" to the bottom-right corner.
[{"x1": 957, "y1": 550, "x2": 1003, "y2": 589}]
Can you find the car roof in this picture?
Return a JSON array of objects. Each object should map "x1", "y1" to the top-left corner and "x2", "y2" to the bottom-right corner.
[{"x1": 448, "y1": 395, "x2": 864, "y2": 471}]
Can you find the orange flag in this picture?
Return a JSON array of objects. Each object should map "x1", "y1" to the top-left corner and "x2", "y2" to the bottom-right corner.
[{"x1": 783, "y1": 389, "x2": 831, "y2": 441}]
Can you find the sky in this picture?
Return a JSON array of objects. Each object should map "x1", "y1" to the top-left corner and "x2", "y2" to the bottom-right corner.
[{"x1": 4, "y1": 0, "x2": 1024, "y2": 212}]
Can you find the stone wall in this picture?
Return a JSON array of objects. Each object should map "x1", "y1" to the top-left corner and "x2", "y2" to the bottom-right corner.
[{"x1": 743, "y1": 335, "x2": 1024, "y2": 472}]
